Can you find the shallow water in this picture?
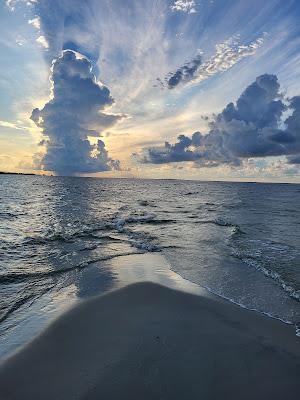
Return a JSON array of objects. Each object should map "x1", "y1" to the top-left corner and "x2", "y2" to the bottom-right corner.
[{"x1": 0, "y1": 175, "x2": 299, "y2": 357}]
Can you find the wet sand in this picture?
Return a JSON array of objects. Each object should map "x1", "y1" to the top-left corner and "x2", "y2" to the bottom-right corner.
[{"x1": 0, "y1": 282, "x2": 299, "y2": 399}]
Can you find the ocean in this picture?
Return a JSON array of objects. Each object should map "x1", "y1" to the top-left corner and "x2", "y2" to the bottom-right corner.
[{"x1": 0, "y1": 175, "x2": 299, "y2": 358}]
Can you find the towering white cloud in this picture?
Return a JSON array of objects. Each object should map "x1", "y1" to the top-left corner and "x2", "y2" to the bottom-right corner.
[
  {"x1": 31, "y1": 50, "x2": 122, "y2": 175},
  {"x1": 9, "y1": 0, "x2": 123, "y2": 175}
]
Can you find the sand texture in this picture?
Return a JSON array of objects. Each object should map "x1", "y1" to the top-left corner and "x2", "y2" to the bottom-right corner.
[{"x1": 0, "y1": 282, "x2": 299, "y2": 399}]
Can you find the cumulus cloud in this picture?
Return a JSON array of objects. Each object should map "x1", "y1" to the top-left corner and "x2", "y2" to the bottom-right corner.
[
  {"x1": 17, "y1": 1, "x2": 124, "y2": 175},
  {"x1": 31, "y1": 50, "x2": 122, "y2": 175},
  {"x1": 171, "y1": 1, "x2": 197, "y2": 14},
  {"x1": 136, "y1": 132, "x2": 202, "y2": 164},
  {"x1": 164, "y1": 35, "x2": 265, "y2": 89},
  {"x1": 137, "y1": 74, "x2": 300, "y2": 168}
]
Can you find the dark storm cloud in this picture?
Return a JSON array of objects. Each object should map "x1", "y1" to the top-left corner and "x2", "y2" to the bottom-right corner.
[
  {"x1": 31, "y1": 50, "x2": 122, "y2": 175},
  {"x1": 138, "y1": 74, "x2": 300, "y2": 167},
  {"x1": 166, "y1": 54, "x2": 202, "y2": 89},
  {"x1": 138, "y1": 132, "x2": 202, "y2": 164},
  {"x1": 288, "y1": 155, "x2": 300, "y2": 164}
]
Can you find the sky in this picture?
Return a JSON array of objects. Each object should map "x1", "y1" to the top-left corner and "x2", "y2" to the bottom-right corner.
[{"x1": 1, "y1": 0, "x2": 300, "y2": 182}]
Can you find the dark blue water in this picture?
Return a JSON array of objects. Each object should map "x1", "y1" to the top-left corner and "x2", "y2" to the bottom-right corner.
[{"x1": 0, "y1": 175, "x2": 299, "y2": 357}]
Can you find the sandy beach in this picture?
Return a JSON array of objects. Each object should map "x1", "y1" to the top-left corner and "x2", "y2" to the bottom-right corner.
[{"x1": 0, "y1": 282, "x2": 299, "y2": 399}]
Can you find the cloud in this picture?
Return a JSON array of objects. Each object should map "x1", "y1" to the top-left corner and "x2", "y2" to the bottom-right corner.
[
  {"x1": 166, "y1": 54, "x2": 202, "y2": 88},
  {"x1": 28, "y1": 16, "x2": 41, "y2": 29},
  {"x1": 0, "y1": 120, "x2": 27, "y2": 131},
  {"x1": 31, "y1": 50, "x2": 122, "y2": 175},
  {"x1": 5, "y1": 0, "x2": 18, "y2": 11},
  {"x1": 36, "y1": 35, "x2": 49, "y2": 49},
  {"x1": 171, "y1": 1, "x2": 197, "y2": 14},
  {"x1": 15, "y1": 35, "x2": 27, "y2": 46},
  {"x1": 288, "y1": 155, "x2": 300, "y2": 164},
  {"x1": 136, "y1": 132, "x2": 202, "y2": 164},
  {"x1": 7, "y1": 1, "x2": 102, "y2": 62},
  {"x1": 33, "y1": 0, "x2": 102, "y2": 63},
  {"x1": 163, "y1": 35, "x2": 265, "y2": 89},
  {"x1": 5, "y1": 0, "x2": 36, "y2": 12},
  {"x1": 137, "y1": 74, "x2": 300, "y2": 168}
]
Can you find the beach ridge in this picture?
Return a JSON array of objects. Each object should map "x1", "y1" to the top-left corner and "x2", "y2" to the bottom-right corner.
[{"x1": 0, "y1": 282, "x2": 299, "y2": 399}]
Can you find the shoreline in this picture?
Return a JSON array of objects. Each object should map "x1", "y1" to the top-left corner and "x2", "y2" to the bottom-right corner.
[
  {"x1": 1, "y1": 173, "x2": 299, "y2": 185},
  {"x1": 0, "y1": 281, "x2": 299, "y2": 399},
  {"x1": 1, "y1": 252, "x2": 299, "y2": 361},
  {"x1": 105, "y1": 253, "x2": 300, "y2": 336}
]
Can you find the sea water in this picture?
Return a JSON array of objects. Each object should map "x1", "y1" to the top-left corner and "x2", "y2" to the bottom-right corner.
[{"x1": 0, "y1": 175, "x2": 299, "y2": 357}]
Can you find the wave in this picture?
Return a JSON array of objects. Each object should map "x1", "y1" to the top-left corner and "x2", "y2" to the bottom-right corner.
[
  {"x1": 20, "y1": 212, "x2": 175, "y2": 247},
  {"x1": 143, "y1": 219, "x2": 176, "y2": 225},
  {"x1": 138, "y1": 200, "x2": 156, "y2": 207},
  {"x1": 214, "y1": 217, "x2": 237, "y2": 227},
  {"x1": 23, "y1": 235, "x2": 75, "y2": 245},
  {"x1": 0, "y1": 286, "x2": 53, "y2": 325},
  {"x1": 194, "y1": 280, "x2": 297, "y2": 333},
  {"x1": 22, "y1": 225, "x2": 109, "y2": 246},
  {"x1": 231, "y1": 249, "x2": 300, "y2": 302},
  {"x1": 111, "y1": 214, "x2": 176, "y2": 234},
  {"x1": 0, "y1": 293, "x2": 35, "y2": 324},
  {"x1": 194, "y1": 217, "x2": 244, "y2": 235},
  {"x1": 0, "y1": 212, "x2": 18, "y2": 219},
  {"x1": 184, "y1": 191, "x2": 199, "y2": 196},
  {"x1": 213, "y1": 217, "x2": 245, "y2": 236},
  {"x1": 0, "y1": 251, "x2": 145, "y2": 285},
  {"x1": 122, "y1": 214, "x2": 175, "y2": 225},
  {"x1": 167, "y1": 264, "x2": 299, "y2": 336},
  {"x1": 230, "y1": 226, "x2": 244, "y2": 236},
  {"x1": 132, "y1": 241, "x2": 161, "y2": 251}
]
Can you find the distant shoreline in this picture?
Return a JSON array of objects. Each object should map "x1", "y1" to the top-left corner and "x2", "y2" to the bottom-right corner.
[
  {"x1": 0, "y1": 172, "x2": 298, "y2": 185},
  {"x1": 0, "y1": 171, "x2": 37, "y2": 176}
]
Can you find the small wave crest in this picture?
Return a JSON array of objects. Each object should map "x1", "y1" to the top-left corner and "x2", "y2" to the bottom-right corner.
[
  {"x1": 112, "y1": 213, "x2": 175, "y2": 231},
  {"x1": 231, "y1": 248, "x2": 300, "y2": 302},
  {"x1": 214, "y1": 217, "x2": 236, "y2": 227},
  {"x1": 194, "y1": 217, "x2": 244, "y2": 235}
]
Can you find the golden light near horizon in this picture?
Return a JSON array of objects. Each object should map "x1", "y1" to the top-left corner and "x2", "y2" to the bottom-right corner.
[
  {"x1": 0, "y1": 0, "x2": 300, "y2": 182},
  {"x1": 1, "y1": 3, "x2": 300, "y2": 396}
]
